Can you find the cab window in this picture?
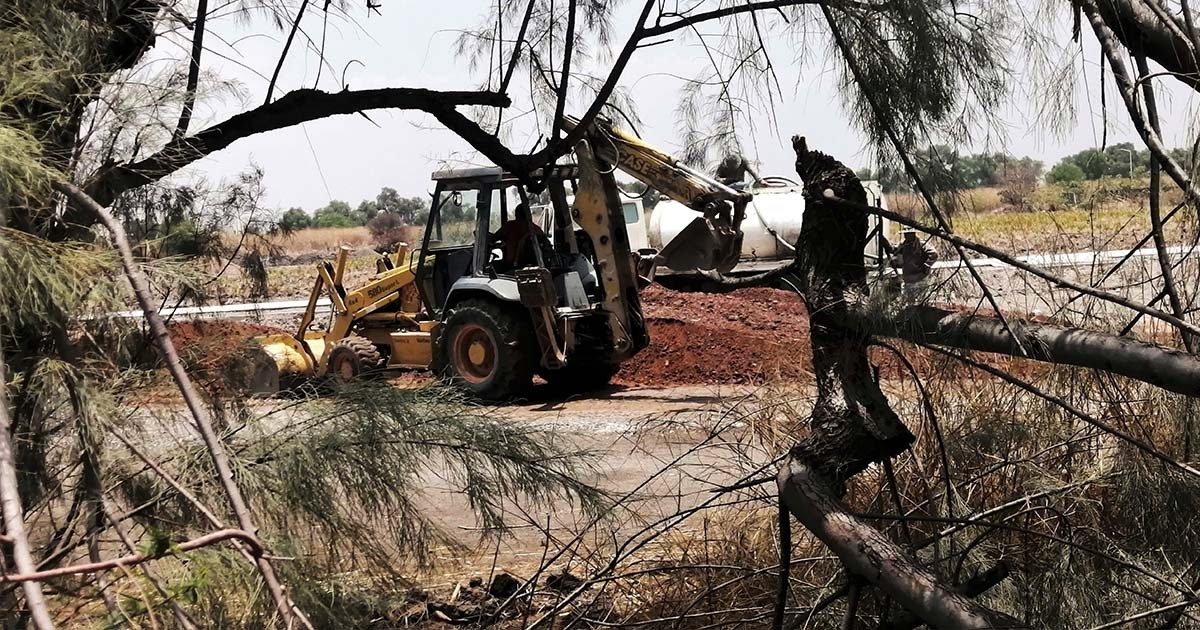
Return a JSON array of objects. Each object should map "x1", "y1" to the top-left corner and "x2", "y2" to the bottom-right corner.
[
  {"x1": 427, "y1": 190, "x2": 476, "y2": 249},
  {"x1": 622, "y1": 202, "x2": 640, "y2": 224}
]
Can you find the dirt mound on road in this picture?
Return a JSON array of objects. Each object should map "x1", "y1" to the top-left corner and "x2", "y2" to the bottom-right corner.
[
  {"x1": 168, "y1": 320, "x2": 286, "y2": 392},
  {"x1": 616, "y1": 285, "x2": 815, "y2": 386}
]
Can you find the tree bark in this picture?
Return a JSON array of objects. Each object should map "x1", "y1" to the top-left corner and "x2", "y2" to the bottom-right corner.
[
  {"x1": 0, "y1": 351, "x2": 54, "y2": 628},
  {"x1": 774, "y1": 141, "x2": 1026, "y2": 627},
  {"x1": 86, "y1": 88, "x2": 514, "y2": 207},
  {"x1": 779, "y1": 461, "x2": 1025, "y2": 628},
  {"x1": 851, "y1": 304, "x2": 1200, "y2": 398},
  {"x1": 1089, "y1": 0, "x2": 1200, "y2": 92}
]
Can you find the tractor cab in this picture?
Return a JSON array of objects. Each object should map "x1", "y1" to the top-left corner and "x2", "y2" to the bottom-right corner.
[{"x1": 415, "y1": 162, "x2": 653, "y2": 399}]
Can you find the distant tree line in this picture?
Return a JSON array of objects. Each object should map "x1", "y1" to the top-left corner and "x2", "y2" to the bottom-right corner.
[
  {"x1": 857, "y1": 146, "x2": 1044, "y2": 193},
  {"x1": 1045, "y1": 142, "x2": 1196, "y2": 183},
  {"x1": 277, "y1": 187, "x2": 431, "y2": 232},
  {"x1": 858, "y1": 143, "x2": 1198, "y2": 190}
]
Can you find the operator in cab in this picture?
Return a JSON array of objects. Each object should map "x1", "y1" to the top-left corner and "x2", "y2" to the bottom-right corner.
[
  {"x1": 715, "y1": 154, "x2": 761, "y2": 190},
  {"x1": 492, "y1": 202, "x2": 547, "y2": 269}
]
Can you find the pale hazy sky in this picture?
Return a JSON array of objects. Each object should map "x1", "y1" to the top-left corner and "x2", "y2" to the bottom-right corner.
[{"x1": 173, "y1": 1, "x2": 1198, "y2": 212}]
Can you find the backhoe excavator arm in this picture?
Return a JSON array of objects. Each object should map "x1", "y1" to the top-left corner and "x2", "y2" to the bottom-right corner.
[{"x1": 560, "y1": 115, "x2": 748, "y2": 272}]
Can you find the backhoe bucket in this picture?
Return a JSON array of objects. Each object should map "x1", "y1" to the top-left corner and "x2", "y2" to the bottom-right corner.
[
  {"x1": 657, "y1": 217, "x2": 743, "y2": 273},
  {"x1": 247, "y1": 334, "x2": 316, "y2": 395}
]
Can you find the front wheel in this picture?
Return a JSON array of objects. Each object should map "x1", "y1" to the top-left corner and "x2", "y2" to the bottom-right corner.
[
  {"x1": 327, "y1": 336, "x2": 385, "y2": 385},
  {"x1": 438, "y1": 299, "x2": 535, "y2": 400}
]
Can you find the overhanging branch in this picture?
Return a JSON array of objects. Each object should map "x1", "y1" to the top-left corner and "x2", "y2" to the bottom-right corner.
[{"x1": 87, "y1": 87, "x2": 514, "y2": 206}]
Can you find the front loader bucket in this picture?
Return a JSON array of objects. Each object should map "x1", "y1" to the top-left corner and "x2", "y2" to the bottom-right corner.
[
  {"x1": 657, "y1": 217, "x2": 743, "y2": 273},
  {"x1": 246, "y1": 334, "x2": 316, "y2": 395}
]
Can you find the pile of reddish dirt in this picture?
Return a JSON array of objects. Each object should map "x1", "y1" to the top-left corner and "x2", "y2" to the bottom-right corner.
[
  {"x1": 616, "y1": 285, "x2": 815, "y2": 386},
  {"x1": 168, "y1": 320, "x2": 285, "y2": 389}
]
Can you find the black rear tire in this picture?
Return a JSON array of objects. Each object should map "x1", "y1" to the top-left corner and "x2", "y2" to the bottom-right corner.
[
  {"x1": 437, "y1": 299, "x2": 535, "y2": 400},
  {"x1": 540, "y1": 360, "x2": 619, "y2": 393},
  {"x1": 327, "y1": 336, "x2": 386, "y2": 385}
]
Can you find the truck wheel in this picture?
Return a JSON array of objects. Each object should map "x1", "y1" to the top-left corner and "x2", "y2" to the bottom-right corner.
[
  {"x1": 327, "y1": 336, "x2": 386, "y2": 384},
  {"x1": 439, "y1": 299, "x2": 534, "y2": 400},
  {"x1": 540, "y1": 360, "x2": 619, "y2": 393}
]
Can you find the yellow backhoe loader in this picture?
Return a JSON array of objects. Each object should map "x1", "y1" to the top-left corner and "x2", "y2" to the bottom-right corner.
[{"x1": 253, "y1": 117, "x2": 749, "y2": 399}]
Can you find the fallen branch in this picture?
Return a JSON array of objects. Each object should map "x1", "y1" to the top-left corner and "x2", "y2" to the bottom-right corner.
[
  {"x1": 777, "y1": 460, "x2": 1027, "y2": 629},
  {"x1": 879, "y1": 563, "x2": 1012, "y2": 630},
  {"x1": 53, "y1": 181, "x2": 308, "y2": 629},
  {"x1": 0, "y1": 529, "x2": 264, "y2": 584},
  {"x1": 852, "y1": 303, "x2": 1200, "y2": 398}
]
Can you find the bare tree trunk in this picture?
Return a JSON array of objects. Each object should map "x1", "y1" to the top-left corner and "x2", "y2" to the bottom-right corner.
[
  {"x1": 0, "y1": 350, "x2": 55, "y2": 630},
  {"x1": 774, "y1": 142, "x2": 1027, "y2": 627}
]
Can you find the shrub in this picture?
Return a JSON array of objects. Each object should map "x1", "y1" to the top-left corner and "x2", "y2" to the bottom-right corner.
[
  {"x1": 1047, "y1": 162, "x2": 1085, "y2": 184},
  {"x1": 277, "y1": 207, "x2": 312, "y2": 232}
]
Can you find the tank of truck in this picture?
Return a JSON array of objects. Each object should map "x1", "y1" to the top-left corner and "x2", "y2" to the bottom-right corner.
[{"x1": 646, "y1": 178, "x2": 892, "y2": 269}]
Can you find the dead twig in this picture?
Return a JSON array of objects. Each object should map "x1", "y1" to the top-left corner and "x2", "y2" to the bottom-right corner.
[{"x1": 0, "y1": 529, "x2": 264, "y2": 584}]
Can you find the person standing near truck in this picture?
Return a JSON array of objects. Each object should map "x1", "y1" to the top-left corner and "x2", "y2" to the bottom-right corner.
[
  {"x1": 715, "y1": 154, "x2": 761, "y2": 189},
  {"x1": 890, "y1": 228, "x2": 939, "y2": 297}
]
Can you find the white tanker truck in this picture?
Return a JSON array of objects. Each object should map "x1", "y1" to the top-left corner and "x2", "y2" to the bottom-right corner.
[{"x1": 624, "y1": 176, "x2": 894, "y2": 284}]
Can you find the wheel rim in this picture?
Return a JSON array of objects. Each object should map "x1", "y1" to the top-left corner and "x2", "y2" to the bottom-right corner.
[
  {"x1": 452, "y1": 323, "x2": 497, "y2": 384},
  {"x1": 333, "y1": 353, "x2": 356, "y2": 382}
]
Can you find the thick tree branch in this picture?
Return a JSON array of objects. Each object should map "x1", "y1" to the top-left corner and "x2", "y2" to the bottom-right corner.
[
  {"x1": 534, "y1": 1, "x2": 655, "y2": 167},
  {"x1": 880, "y1": 564, "x2": 1012, "y2": 630},
  {"x1": 500, "y1": 0, "x2": 537, "y2": 93},
  {"x1": 857, "y1": 303, "x2": 1200, "y2": 399},
  {"x1": 548, "y1": 0, "x2": 579, "y2": 144},
  {"x1": 778, "y1": 461, "x2": 1026, "y2": 629},
  {"x1": 265, "y1": 0, "x2": 311, "y2": 105},
  {"x1": 1079, "y1": 0, "x2": 1200, "y2": 201},
  {"x1": 1086, "y1": 0, "x2": 1200, "y2": 92},
  {"x1": 172, "y1": 0, "x2": 208, "y2": 142},
  {"x1": 86, "y1": 87, "x2": 512, "y2": 206}
]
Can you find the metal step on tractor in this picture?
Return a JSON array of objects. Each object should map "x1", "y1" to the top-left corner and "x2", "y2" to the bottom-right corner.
[{"x1": 252, "y1": 117, "x2": 749, "y2": 400}]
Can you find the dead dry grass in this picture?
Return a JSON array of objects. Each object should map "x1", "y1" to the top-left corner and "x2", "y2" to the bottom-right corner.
[
  {"x1": 276, "y1": 226, "x2": 373, "y2": 253},
  {"x1": 220, "y1": 226, "x2": 380, "y2": 256},
  {"x1": 954, "y1": 202, "x2": 1193, "y2": 254},
  {"x1": 887, "y1": 185, "x2": 1195, "y2": 255}
]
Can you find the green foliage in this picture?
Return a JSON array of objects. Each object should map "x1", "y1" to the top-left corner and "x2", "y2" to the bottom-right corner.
[
  {"x1": 1047, "y1": 161, "x2": 1085, "y2": 184},
  {"x1": 0, "y1": 228, "x2": 121, "y2": 334},
  {"x1": 313, "y1": 200, "x2": 360, "y2": 227},
  {"x1": 107, "y1": 385, "x2": 606, "y2": 626},
  {"x1": 277, "y1": 207, "x2": 312, "y2": 232},
  {"x1": 1049, "y1": 143, "x2": 1196, "y2": 182},
  {"x1": 860, "y1": 147, "x2": 1042, "y2": 193},
  {"x1": 0, "y1": 8, "x2": 73, "y2": 206},
  {"x1": 228, "y1": 385, "x2": 607, "y2": 566}
]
